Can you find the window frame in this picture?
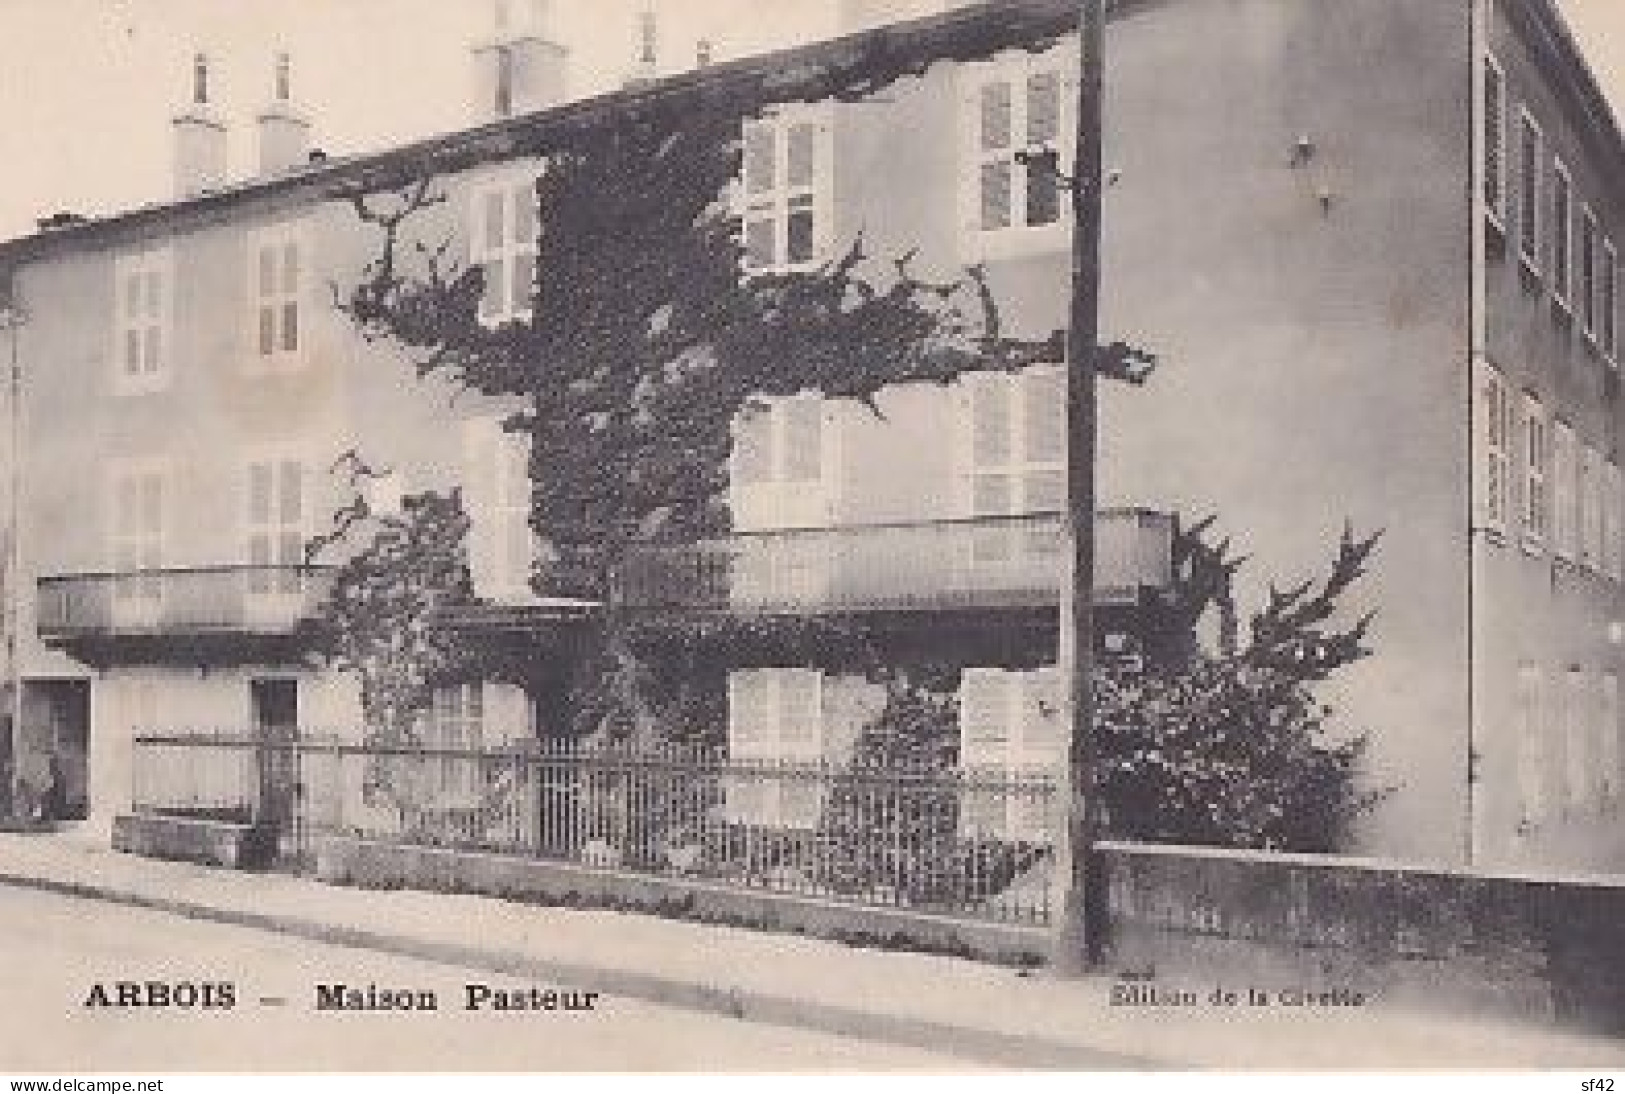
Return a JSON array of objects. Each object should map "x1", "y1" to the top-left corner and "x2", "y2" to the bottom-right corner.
[
  {"x1": 112, "y1": 249, "x2": 174, "y2": 395},
  {"x1": 729, "y1": 391, "x2": 839, "y2": 533},
  {"x1": 1520, "y1": 392, "x2": 1548, "y2": 552},
  {"x1": 106, "y1": 456, "x2": 171, "y2": 620},
  {"x1": 246, "y1": 223, "x2": 308, "y2": 370},
  {"x1": 461, "y1": 415, "x2": 536, "y2": 602},
  {"x1": 1516, "y1": 108, "x2": 1543, "y2": 277},
  {"x1": 242, "y1": 450, "x2": 312, "y2": 602},
  {"x1": 1604, "y1": 238, "x2": 1619, "y2": 365},
  {"x1": 959, "y1": 43, "x2": 1078, "y2": 260},
  {"x1": 1476, "y1": 361, "x2": 1513, "y2": 537},
  {"x1": 1482, "y1": 53, "x2": 1508, "y2": 232},
  {"x1": 1552, "y1": 158, "x2": 1574, "y2": 312},
  {"x1": 469, "y1": 170, "x2": 540, "y2": 328},
  {"x1": 1581, "y1": 204, "x2": 1601, "y2": 343},
  {"x1": 726, "y1": 668, "x2": 827, "y2": 829},
  {"x1": 737, "y1": 103, "x2": 836, "y2": 275},
  {"x1": 1553, "y1": 419, "x2": 1578, "y2": 563},
  {"x1": 1515, "y1": 663, "x2": 1546, "y2": 830}
]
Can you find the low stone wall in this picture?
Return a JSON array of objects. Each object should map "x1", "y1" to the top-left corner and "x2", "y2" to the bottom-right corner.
[
  {"x1": 112, "y1": 813, "x2": 274, "y2": 870},
  {"x1": 1098, "y1": 840, "x2": 1625, "y2": 1034},
  {"x1": 314, "y1": 834, "x2": 1047, "y2": 965}
]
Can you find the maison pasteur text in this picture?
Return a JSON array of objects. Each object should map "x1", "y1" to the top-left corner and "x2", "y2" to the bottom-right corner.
[{"x1": 314, "y1": 983, "x2": 601, "y2": 1012}]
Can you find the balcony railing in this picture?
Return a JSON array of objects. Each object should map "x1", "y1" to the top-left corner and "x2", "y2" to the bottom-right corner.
[
  {"x1": 613, "y1": 509, "x2": 1174, "y2": 615},
  {"x1": 37, "y1": 565, "x2": 336, "y2": 641}
]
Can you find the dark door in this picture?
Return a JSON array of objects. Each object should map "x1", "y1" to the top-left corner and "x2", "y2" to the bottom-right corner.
[
  {"x1": 251, "y1": 678, "x2": 299, "y2": 831},
  {"x1": 21, "y1": 680, "x2": 91, "y2": 821}
]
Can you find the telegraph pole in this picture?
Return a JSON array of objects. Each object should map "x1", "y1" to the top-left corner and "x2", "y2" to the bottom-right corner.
[{"x1": 1052, "y1": 0, "x2": 1106, "y2": 975}]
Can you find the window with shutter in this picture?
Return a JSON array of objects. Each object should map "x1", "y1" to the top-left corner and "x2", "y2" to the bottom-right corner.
[
  {"x1": 462, "y1": 416, "x2": 536, "y2": 601},
  {"x1": 1515, "y1": 664, "x2": 1546, "y2": 828},
  {"x1": 1554, "y1": 421, "x2": 1577, "y2": 561},
  {"x1": 729, "y1": 393, "x2": 833, "y2": 534},
  {"x1": 244, "y1": 457, "x2": 308, "y2": 598},
  {"x1": 470, "y1": 173, "x2": 539, "y2": 326},
  {"x1": 1521, "y1": 394, "x2": 1548, "y2": 549},
  {"x1": 248, "y1": 226, "x2": 304, "y2": 366},
  {"x1": 726, "y1": 668, "x2": 826, "y2": 828},
  {"x1": 1583, "y1": 445, "x2": 1604, "y2": 571},
  {"x1": 959, "y1": 666, "x2": 1061, "y2": 842},
  {"x1": 113, "y1": 251, "x2": 171, "y2": 394},
  {"x1": 419, "y1": 683, "x2": 485, "y2": 797},
  {"x1": 964, "y1": 49, "x2": 1073, "y2": 254},
  {"x1": 1582, "y1": 207, "x2": 1600, "y2": 340},
  {"x1": 1606, "y1": 461, "x2": 1622, "y2": 581},
  {"x1": 1566, "y1": 668, "x2": 1588, "y2": 809},
  {"x1": 967, "y1": 367, "x2": 1066, "y2": 562},
  {"x1": 1517, "y1": 111, "x2": 1542, "y2": 273},
  {"x1": 1553, "y1": 161, "x2": 1574, "y2": 309},
  {"x1": 1477, "y1": 363, "x2": 1511, "y2": 535},
  {"x1": 1482, "y1": 55, "x2": 1506, "y2": 226},
  {"x1": 108, "y1": 460, "x2": 167, "y2": 617},
  {"x1": 739, "y1": 105, "x2": 833, "y2": 273},
  {"x1": 1603, "y1": 673, "x2": 1620, "y2": 803},
  {"x1": 1604, "y1": 239, "x2": 1619, "y2": 363}
]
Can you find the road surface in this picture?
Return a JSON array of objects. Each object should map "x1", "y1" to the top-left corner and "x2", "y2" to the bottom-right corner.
[{"x1": 0, "y1": 885, "x2": 980, "y2": 1072}]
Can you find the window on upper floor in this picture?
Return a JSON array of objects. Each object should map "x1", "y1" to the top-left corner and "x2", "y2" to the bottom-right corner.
[
  {"x1": 739, "y1": 105, "x2": 834, "y2": 273},
  {"x1": 962, "y1": 49, "x2": 1075, "y2": 257},
  {"x1": 462, "y1": 416, "x2": 535, "y2": 602},
  {"x1": 1606, "y1": 460, "x2": 1622, "y2": 582},
  {"x1": 1521, "y1": 393, "x2": 1548, "y2": 551},
  {"x1": 1552, "y1": 160, "x2": 1573, "y2": 311},
  {"x1": 1475, "y1": 361, "x2": 1513, "y2": 537},
  {"x1": 730, "y1": 393, "x2": 835, "y2": 532},
  {"x1": 245, "y1": 456, "x2": 308, "y2": 597},
  {"x1": 959, "y1": 666, "x2": 1062, "y2": 842},
  {"x1": 470, "y1": 174, "x2": 538, "y2": 326},
  {"x1": 1604, "y1": 239, "x2": 1619, "y2": 364},
  {"x1": 1516, "y1": 110, "x2": 1542, "y2": 276},
  {"x1": 1581, "y1": 444, "x2": 1603, "y2": 572},
  {"x1": 1482, "y1": 54, "x2": 1507, "y2": 231},
  {"x1": 1553, "y1": 420, "x2": 1577, "y2": 562},
  {"x1": 249, "y1": 226, "x2": 304, "y2": 366},
  {"x1": 113, "y1": 251, "x2": 172, "y2": 394},
  {"x1": 107, "y1": 459, "x2": 168, "y2": 619},
  {"x1": 965, "y1": 366, "x2": 1066, "y2": 563},
  {"x1": 1581, "y1": 206, "x2": 1600, "y2": 342},
  {"x1": 726, "y1": 668, "x2": 825, "y2": 828}
]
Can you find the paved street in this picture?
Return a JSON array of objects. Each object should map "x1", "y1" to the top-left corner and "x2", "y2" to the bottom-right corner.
[{"x1": 0, "y1": 885, "x2": 978, "y2": 1072}]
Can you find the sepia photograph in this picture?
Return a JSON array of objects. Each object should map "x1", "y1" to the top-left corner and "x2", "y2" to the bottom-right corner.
[{"x1": 0, "y1": 0, "x2": 1624, "y2": 1078}]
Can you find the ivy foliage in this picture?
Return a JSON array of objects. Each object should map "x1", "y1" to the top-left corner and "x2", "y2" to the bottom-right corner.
[
  {"x1": 840, "y1": 523, "x2": 1388, "y2": 854},
  {"x1": 303, "y1": 455, "x2": 478, "y2": 747}
]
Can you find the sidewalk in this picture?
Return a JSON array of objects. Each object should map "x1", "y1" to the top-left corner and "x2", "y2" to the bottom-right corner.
[{"x1": 2, "y1": 830, "x2": 1622, "y2": 1070}]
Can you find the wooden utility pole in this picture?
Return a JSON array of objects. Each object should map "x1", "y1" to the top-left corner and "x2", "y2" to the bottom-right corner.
[{"x1": 1052, "y1": 0, "x2": 1107, "y2": 975}]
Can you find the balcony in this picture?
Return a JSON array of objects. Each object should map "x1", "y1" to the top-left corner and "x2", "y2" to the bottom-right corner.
[
  {"x1": 613, "y1": 509, "x2": 1174, "y2": 616},
  {"x1": 37, "y1": 565, "x2": 337, "y2": 644}
]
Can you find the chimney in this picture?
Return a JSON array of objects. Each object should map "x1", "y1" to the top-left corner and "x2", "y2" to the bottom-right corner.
[
  {"x1": 172, "y1": 52, "x2": 227, "y2": 197},
  {"x1": 257, "y1": 53, "x2": 312, "y2": 175},
  {"x1": 472, "y1": 0, "x2": 568, "y2": 121},
  {"x1": 628, "y1": 2, "x2": 659, "y2": 84},
  {"x1": 695, "y1": 39, "x2": 714, "y2": 69}
]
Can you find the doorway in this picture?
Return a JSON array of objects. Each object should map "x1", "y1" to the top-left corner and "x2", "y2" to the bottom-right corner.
[
  {"x1": 20, "y1": 680, "x2": 91, "y2": 821},
  {"x1": 250, "y1": 678, "x2": 299, "y2": 832}
]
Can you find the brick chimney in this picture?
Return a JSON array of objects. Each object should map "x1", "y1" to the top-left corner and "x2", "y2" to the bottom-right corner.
[
  {"x1": 472, "y1": 0, "x2": 568, "y2": 121},
  {"x1": 257, "y1": 53, "x2": 312, "y2": 175},
  {"x1": 172, "y1": 52, "x2": 227, "y2": 197}
]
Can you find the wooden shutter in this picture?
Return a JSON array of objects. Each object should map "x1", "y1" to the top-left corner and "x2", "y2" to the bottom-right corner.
[
  {"x1": 1603, "y1": 674, "x2": 1620, "y2": 802},
  {"x1": 1515, "y1": 666, "x2": 1545, "y2": 827},
  {"x1": 462, "y1": 417, "x2": 500, "y2": 598},
  {"x1": 1483, "y1": 56, "x2": 1505, "y2": 220},
  {"x1": 1566, "y1": 669, "x2": 1588, "y2": 808}
]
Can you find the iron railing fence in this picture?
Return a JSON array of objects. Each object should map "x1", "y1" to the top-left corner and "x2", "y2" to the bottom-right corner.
[
  {"x1": 613, "y1": 509, "x2": 1175, "y2": 615},
  {"x1": 39, "y1": 565, "x2": 337, "y2": 639},
  {"x1": 131, "y1": 734, "x2": 1060, "y2": 926}
]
